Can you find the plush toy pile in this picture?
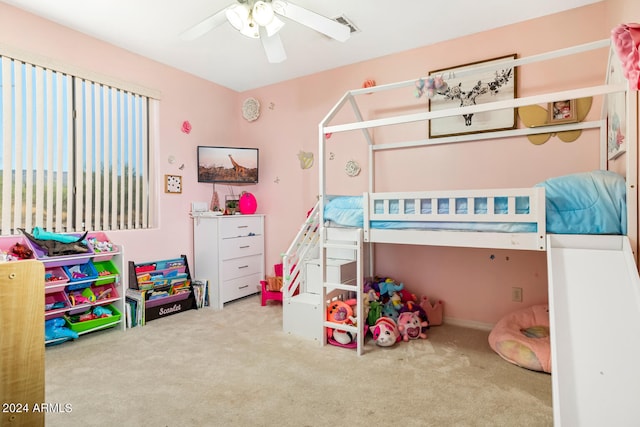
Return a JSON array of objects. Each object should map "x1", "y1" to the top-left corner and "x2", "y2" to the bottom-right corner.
[{"x1": 363, "y1": 276, "x2": 444, "y2": 348}]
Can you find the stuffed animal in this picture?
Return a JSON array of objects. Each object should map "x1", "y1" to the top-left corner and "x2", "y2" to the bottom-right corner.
[
  {"x1": 371, "y1": 316, "x2": 400, "y2": 347},
  {"x1": 397, "y1": 311, "x2": 428, "y2": 341},
  {"x1": 381, "y1": 300, "x2": 399, "y2": 322},
  {"x1": 333, "y1": 329, "x2": 355, "y2": 345},
  {"x1": 378, "y1": 278, "x2": 404, "y2": 299},
  {"x1": 367, "y1": 300, "x2": 383, "y2": 326}
]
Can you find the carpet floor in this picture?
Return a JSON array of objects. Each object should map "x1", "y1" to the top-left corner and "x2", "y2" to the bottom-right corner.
[{"x1": 44, "y1": 295, "x2": 552, "y2": 426}]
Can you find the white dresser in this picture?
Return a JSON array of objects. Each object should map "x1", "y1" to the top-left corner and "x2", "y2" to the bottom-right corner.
[{"x1": 192, "y1": 214, "x2": 265, "y2": 309}]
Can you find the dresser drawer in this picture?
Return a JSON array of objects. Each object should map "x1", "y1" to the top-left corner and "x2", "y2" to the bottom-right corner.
[
  {"x1": 220, "y1": 216, "x2": 262, "y2": 239},
  {"x1": 222, "y1": 273, "x2": 261, "y2": 303},
  {"x1": 221, "y1": 235, "x2": 264, "y2": 260},
  {"x1": 221, "y1": 255, "x2": 262, "y2": 281}
]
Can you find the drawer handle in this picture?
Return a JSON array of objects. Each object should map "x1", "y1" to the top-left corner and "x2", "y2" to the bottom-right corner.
[
  {"x1": 238, "y1": 265, "x2": 249, "y2": 269},
  {"x1": 237, "y1": 225, "x2": 248, "y2": 229},
  {"x1": 239, "y1": 245, "x2": 250, "y2": 249},
  {"x1": 239, "y1": 285, "x2": 249, "y2": 289}
]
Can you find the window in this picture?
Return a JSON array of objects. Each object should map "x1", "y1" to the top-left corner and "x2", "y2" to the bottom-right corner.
[{"x1": 0, "y1": 55, "x2": 154, "y2": 235}]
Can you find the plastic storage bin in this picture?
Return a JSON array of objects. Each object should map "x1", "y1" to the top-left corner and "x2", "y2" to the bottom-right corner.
[
  {"x1": 87, "y1": 232, "x2": 117, "y2": 262},
  {"x1": 93, "y1": 260, "x2": 119, "y2": 285},
  {"x1": 91, "y1": 283, "x2": 119, "y2": 302},
  {"x1": 64, "y1": 304, "x2": 122, "y2": 333},
  {"x1": 44, "y1": 266, "x2": 70, "y2": 294},
  {"x1": 27, "y1": 233, "x2": 94, "y2": 267},
  {"x1": 44, "y1": 292, "x2": 71, "y2": 320},
  {"x1": 64, "y1": 261, "x2": 99, "y2": 291},
  {"x1": 0, "y1": 236, "x2": 34, "y2": 261}
]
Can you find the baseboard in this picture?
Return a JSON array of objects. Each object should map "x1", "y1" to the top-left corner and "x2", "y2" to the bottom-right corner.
[{"x1": 443, "y1": 316, "x2": 494, "y2": 331}]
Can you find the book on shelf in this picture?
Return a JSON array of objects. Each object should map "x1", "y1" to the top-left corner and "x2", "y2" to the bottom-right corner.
[
  {"x1": 192, "y1": 279, "x2": 208, "y2": 309},
  {"x1": 125, "y1": 288, "x2": 146, "y2": 327}
]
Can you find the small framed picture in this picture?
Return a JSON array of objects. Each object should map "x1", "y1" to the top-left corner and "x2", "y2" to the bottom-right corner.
[
  {"x1": 547, "y1": 99, "x2": 577, "y2": 124},
  {"x1": 164, "y1": 174, "x2": 182, "y2": 194}
]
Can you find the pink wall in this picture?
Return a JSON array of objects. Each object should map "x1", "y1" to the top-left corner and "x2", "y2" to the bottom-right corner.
[{"x1": 1, "y1": 2, "x2": 633, "y2": 324}]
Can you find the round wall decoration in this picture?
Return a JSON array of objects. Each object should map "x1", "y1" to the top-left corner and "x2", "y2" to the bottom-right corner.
[
  {"x1": 345, "y1": 160, "x2": 361, "y2": 177},
  {"x1": 242, "y1": 97, "x2": 261, "y2": 122}
]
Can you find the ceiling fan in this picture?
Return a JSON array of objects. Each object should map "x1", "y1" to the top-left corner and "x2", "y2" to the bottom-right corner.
[{"x1": 180, "y1": 0, "x2": 351, "y2": 63}]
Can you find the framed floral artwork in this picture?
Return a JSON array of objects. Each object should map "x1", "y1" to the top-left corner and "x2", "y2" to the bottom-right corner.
[{"x1": 428, "y1": 54, "x2": 517, "y2": 138}]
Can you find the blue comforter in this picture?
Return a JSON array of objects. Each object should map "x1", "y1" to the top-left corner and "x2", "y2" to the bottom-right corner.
[{"x1": 324, "y1": 170, "x2": 627, "y2": 235}]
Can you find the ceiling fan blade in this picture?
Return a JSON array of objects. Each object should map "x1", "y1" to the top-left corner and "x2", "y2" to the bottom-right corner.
[
  {"x1": 259, "y1": 26, "x2": 287, "y2": 63},
  {"x1": 180, "y1": 8, "x2": 229, "y2": 41},
  {"x1": 272, "y1": 0, "x2": 350, "y2": 42}
]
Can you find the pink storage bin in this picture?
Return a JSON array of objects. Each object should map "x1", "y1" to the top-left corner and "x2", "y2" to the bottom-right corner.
[
  {"x1": 87, "y1": 232, "x2": 117, "y2": 262},
  {"x1": 0, "y1": 236, "x2": 35, "y2": 261},
  {"x1": 44, "y1": 267, "x2": 70, "y2": 294},
  {"x1": 91, "y1": 283, "x2": 119, "y2": 303},
  {"x1": 44, "y1": 291, "x2": 71, "y2": 320}
]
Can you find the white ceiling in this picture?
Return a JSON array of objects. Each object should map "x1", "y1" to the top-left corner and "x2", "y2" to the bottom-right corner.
[{"x1": 3, "y1": 0, "x2": 603, "y2": 92}]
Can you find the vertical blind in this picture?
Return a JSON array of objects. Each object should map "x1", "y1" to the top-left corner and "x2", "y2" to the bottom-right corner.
[{"x1": 0, "y1": 56, "x2": 151, "y2": 235}]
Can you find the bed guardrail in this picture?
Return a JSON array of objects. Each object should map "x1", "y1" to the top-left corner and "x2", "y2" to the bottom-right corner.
[{"x1": 362, "y1": 187, "x2": 547, "y2": 250}]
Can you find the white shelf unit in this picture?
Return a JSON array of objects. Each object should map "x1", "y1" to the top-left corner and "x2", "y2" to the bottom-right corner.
[
  {"x1": 192, "y1": 214, "x2": 265, "y2": 309},
  {"x1": 0, "y1": 233, "x2": 125, "y2": 345}
]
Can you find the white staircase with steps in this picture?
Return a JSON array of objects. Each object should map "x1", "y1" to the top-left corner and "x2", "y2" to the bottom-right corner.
[{"x1": 282, "y1": 202, "x2": 365, "y2": 354}]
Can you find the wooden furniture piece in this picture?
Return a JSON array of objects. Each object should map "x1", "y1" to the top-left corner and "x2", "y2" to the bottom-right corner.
[
  {"x1": 192, "y1": 214, "x2": 265, "y2": 309},
  {"x1": 127, "y1": 255, "x2": 196, "y2": 323},
  {"x1": 0, "y1": 260, "x2": 45, "y2": 427}
]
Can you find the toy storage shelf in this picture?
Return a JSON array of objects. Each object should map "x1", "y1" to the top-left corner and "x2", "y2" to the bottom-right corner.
[
  {"x1": 0, "y1": 232, "x2": 126, "y2": 346},
  {"x1": 127, "y1": 255, "x2": 197, "y2": 325}
]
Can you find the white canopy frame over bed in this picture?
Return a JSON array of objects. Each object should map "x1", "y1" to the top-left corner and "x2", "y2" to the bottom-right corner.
[{"x1": 318, "y1": 39, "x2": 638, "y2": 256}]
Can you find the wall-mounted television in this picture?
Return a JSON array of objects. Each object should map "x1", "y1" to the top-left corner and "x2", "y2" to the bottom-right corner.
[{"x1": 197, "y1": 146, "x2": 259, "y2": 184}]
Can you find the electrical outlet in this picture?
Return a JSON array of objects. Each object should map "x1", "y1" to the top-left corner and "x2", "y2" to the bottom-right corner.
[{"x1": 512, "y1": 287, "x2": 523, "y2": 302}]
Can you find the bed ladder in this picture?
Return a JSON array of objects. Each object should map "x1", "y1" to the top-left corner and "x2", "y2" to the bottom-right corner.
[
  {"x1": 320, "y1": 226, "x2": 365, "y2": 355},
  {"x1": 282, "y1": 202, "x2": 322, "y2": 340}
]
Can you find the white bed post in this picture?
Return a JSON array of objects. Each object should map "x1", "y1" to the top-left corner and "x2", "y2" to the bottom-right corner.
[{"x1": 625, "y1": 86, "x2": 638, "y2": 263}]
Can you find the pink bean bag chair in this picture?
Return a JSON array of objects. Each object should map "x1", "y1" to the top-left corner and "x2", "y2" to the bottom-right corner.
[{"x1": 488, "y1": 304, "x2": 551, "y2": 373}]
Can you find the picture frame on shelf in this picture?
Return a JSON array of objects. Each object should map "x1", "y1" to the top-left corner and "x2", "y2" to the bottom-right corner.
[
  {"x1": 547, "y1": 99, "x2": 578, "y2": 124},
  {"x1": 428, "y1": 54, "x2": 517, "y2": 138}
]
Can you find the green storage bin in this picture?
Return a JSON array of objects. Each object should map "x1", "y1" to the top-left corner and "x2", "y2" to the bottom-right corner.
[
  {"x1": 64, "y1": 304, "x2": 122, "y2": 333},
  {"x1": 93, "y1": 260, "x2": 119, "y2": 285}
]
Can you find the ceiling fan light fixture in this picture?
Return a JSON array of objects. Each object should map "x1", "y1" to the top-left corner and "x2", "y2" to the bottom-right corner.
[
  {"x1": 226, "y1": 4, "x2": 250, "y2": 31},
  {"x1": 252, "y1": 1, "x2": 275, "y2": 26}
]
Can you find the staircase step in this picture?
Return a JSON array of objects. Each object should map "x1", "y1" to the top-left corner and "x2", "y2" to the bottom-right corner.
[{"x1": 289, "y1": 292, "x2": 321, "y2": 305}]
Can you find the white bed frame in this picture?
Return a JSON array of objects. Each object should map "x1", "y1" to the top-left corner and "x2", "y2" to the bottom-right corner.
[{"x1": 318, "y1": 39, "x2": 637, "y2": 254}]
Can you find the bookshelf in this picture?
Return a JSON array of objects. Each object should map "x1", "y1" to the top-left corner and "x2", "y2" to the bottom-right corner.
[{"x1": 126, "y1": 255, "x2": 200, "y2": 326}]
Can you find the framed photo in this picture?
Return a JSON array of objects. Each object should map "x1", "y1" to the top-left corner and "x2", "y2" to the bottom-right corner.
[
  {"x1": 428, "y1": 54, "x2": 517, "y2": 138},
  {"x1": 605, "y1": 47, "x2": 627, "y2": 160},
  {"x1": 547, "y1": 99, "x2": 577, "y2": 124},
  {"x1": 164, "y1": 174, "x2": 182, "y2": 194}
]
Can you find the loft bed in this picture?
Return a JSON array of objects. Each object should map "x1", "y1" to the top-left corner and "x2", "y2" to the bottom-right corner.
[
  {"x1": 304, "y1": 37, "x2": 640, "y2": 422},
  {"x1": 318, "y1": 39, "x2": 637, "y2": 254}
]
